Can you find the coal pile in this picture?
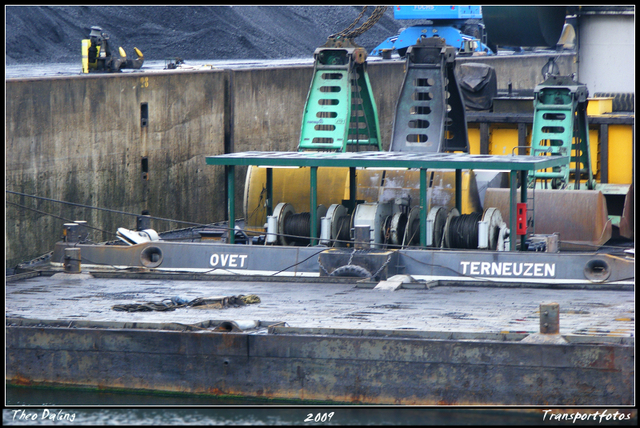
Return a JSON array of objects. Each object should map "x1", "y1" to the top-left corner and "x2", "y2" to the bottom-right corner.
[{"x1": 6, "y1": 5, "x2": 405, "y2": 65}]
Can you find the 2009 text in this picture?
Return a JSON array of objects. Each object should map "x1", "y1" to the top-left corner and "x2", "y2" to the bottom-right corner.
[{"x1": 304, "y1": 412, "x2": 335, "y2": 423}]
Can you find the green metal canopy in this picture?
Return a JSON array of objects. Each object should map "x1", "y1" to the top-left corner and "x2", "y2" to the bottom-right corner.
[
  {"x1": 206, "y1": 151, "x2": 568, "y2": 171},
  {"x1": 206, "y1": 151, "x2": 569, "y2": 250}
]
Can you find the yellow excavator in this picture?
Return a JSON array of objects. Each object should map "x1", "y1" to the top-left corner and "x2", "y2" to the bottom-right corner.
[{"x1": 81, "y1": 26, "x2": 144, "y2": 73}]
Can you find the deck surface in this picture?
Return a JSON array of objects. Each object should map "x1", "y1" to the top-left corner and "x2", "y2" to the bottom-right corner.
[{"x1": 5, "y1": 273, "x2": 634, "y2": 337}]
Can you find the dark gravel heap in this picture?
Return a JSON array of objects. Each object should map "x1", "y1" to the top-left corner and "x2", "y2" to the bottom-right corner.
[{"x1": 6, "y1": 5, "x2": 406, "y2": 64}]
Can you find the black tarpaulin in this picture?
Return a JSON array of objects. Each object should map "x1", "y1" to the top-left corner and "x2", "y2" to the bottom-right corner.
[{"x1": 457, "y1": 62, "x2": 497, "y2": 111}]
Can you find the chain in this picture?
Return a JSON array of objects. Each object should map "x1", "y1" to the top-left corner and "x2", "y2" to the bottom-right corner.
[
  {"x1": 371, "y1": 253, "x2": 392, "y2": 279},
  {"x1": 347, "y1": 247, "x2": 358, "y2": 265},
  {"x1": 349, "y1": 6, "x2": 387, "y2": 38},
  {"x1": 332, "y1": 6, "x2": 387, "y2": 40},
  {"x1": 332, "y1": 6, "x2": 368, "y2": 38},
  {"x1": 318, "y1": 258, "x2": 331, "y2": 276}
]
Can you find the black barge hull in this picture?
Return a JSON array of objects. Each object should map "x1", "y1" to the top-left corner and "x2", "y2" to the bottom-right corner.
[{"x1": 6, "y1": 318, "x2": 634, "y2": 405}]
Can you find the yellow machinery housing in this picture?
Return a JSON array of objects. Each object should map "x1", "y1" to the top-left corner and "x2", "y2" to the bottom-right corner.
[{"x1": 244, "y1": 167, "x2": 482, "y2": 235}]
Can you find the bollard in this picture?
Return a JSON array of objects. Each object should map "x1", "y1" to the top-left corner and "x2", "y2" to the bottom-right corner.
[
  {"x1": 546, "y1": 233, "x2": 559, "y2": 253},
  {"x1": 521, "y1": 302, "x2": 567, "y2": 344},
  {"x1": 64, "y1": 248, "x2": 81, "y2": 273},
  {"x1": 74, "y1": 220, "x2": 88, "y2": 242},
  {"x1": 137, "y1": 214, "x2": 151, "y2": 231},
  {"x1": 539, "y1": 302, "x2": 560, "y2": 334},
  {"x1": 354, "y1": 225, "x2": 371, "y2": 249},
  {"x1": 319, "y1": 217, "x2": 331, "y2": 246},
  {"x1": 266, "y1": 215, "x2": 278, "y2": 244},
  {"x1": 63, "y1": 223, "x2": 79, "y2": 243}
]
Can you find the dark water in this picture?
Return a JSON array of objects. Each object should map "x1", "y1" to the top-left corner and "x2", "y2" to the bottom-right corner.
[{"x1": 5, "y1": 386, "x2": 638, "y2": 426}]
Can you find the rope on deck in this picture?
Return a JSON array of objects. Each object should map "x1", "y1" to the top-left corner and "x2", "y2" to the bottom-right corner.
[{"x1": 112, "y1": 295, "x2": 260, "y2": 312}]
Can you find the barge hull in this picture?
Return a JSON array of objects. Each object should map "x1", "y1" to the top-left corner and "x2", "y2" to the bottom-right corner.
[{"x1": 6, "y1": 320, "x2": 634, "y2": 405}]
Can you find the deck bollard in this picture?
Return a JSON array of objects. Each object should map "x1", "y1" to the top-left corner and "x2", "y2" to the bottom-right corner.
[
  {"x1": 539, "y1": 302, "x2": 560, "y2": 334},
  {"x1": 74, "y1": 220, "x2": 88, "y2": 242},
  {"x1": 64, "y1": 248, "x2": 81, "y2": 273},
  {"x1": 521, "y1": 301, "x2": 567, "y2": 344},
  {"x1": 63, "y1": 223, "x2": 79, "y2": 243},
  {"x1": 137, "y1": 214, "x2": 151, "y2": 231}
]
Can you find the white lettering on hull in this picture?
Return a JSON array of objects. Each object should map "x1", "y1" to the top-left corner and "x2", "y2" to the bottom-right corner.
[
  {"x1": 460, "y1": 261, "x2": 555, "y2": 277},
  {"x1": 210, "y1": 253, "x2": 248, "y2": 268}
]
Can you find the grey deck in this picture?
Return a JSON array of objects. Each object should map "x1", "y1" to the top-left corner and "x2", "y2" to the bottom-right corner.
[{"x1": 6, "y1": 273, "x2": 634, "y2": 338}]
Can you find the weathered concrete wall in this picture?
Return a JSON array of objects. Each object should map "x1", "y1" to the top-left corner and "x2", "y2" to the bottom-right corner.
[
  {"x1": 5, "y1": 53, "x2": 574, "y2": 269},
  {"x1": 229, "y1": 62, "x2": 406, "y2": 152},
  {"x1": 6, "y1": 71, "x2": 228, "y2": 269},
  {"x1": 4, "y1": 63, "x2": 405, "y2": 269},
  {"x1": 231, "y1": 66, "x2": 310, "y2": 152}
]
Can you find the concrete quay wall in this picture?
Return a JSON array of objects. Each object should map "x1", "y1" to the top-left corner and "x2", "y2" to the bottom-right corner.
[
  {"x1": 5, "y1": 54, "x2": 575, "y2": 268},
  {"x1": 6, "y1": 71, "x2": 227, "y2": 269}
]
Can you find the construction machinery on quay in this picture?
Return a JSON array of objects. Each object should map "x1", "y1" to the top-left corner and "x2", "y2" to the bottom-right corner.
[
  {"x1": 81, "y1": 26, "x2": 144, "y2": 73},
  {"x1": 370, "y1": 5, "x2": 494, "y2": 57}
]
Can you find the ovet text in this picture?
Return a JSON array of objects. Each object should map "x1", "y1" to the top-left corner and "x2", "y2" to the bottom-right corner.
[{"x1": 210, "y1": 253, "x2": 248, "y2": 268}]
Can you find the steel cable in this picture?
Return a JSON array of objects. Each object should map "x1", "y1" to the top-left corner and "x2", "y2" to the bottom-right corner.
[
  {"x1": 447, "y1": 212, "x2": 482, "y2": 249},
  {"x1": 407, "y1": 216, "x2": 420, "y2": 246},
  {"x1": 6, "y1": 200, "x2": 116, "y2": 237},
  {"x1": 336, "y1": 215, "x2": 352, "y2": 242},
  {"x1": 283, "y1": 212, "x2": 312, "y2": 244},
  {"x1": 6, "y1": 190, "x2": 206, "y2": 227}
]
